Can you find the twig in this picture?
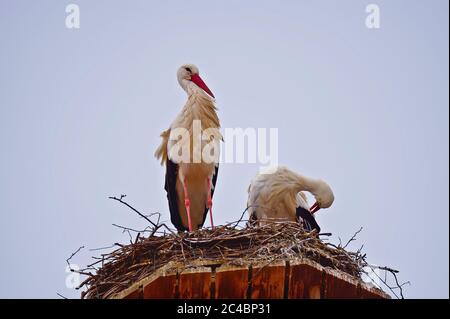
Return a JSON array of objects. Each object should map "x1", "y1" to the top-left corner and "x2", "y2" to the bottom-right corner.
[
  {"x1": 230, "y1": 207, "x2": 249, "y2": 229},
  {"x1": 109, "y1": 196, "x2": 157, "y2": 227},
  {"x1": 377, "y1": 266, "x2": 399, "y2": 273},
  {"x1": 112, "y1": 223, "x2": 152, "y2": 234},
  {"x1": 89, "y1": 243, "x2": 122, "y2": 251},
  {"x1": 343, "y1": 227, "x2": 363, "y2": 249},
  {"x1": 56, "y1": 292, "x2": 68, "y2": 299},
  {"x1": 318, "y1": 233, "x2": 332, "y2": 237},
  {"x1": 109, "y1": 196, "x2": 175, "y2": 236},
  {"x1": 66, "y1": 246, "x2": 84, "y2": 270},
  {"x1": 369, "y1": 265, "x2": 410, "y2": 299}
]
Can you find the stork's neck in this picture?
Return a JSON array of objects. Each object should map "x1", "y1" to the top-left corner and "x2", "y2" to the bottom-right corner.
[
  {"x1": 176, "y1": 80, "x2": 220, "y2": 131},
  {"x1": 178, "y1": 78, "x2": 190, "y2": 93},
  {"x1": 294, "y1": 174, "x2": 322, "y2": 197}
]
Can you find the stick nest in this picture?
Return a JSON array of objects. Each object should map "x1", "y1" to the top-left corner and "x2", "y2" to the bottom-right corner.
[{"x1": 79, "y1": 221, "x2": 367, "y2": 299}]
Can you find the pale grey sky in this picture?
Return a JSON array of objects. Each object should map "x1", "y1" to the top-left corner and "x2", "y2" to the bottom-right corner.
[{"x1": 0, "y1": 0, "x2": 448, "y2": 298}]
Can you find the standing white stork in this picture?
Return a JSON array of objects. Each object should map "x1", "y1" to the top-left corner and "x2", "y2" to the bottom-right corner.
[
  {"x1": 246, "y1": 166, "x2": 334, "y2": 232},
  {"x1": 155, "y1": 64, "x2": 221, "y2": 232}
]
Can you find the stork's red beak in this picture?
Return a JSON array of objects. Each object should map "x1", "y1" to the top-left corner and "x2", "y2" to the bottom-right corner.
[
  {"x1": 310, "y1": 201, "x2": 321, "y2": 214},
  {"x1": 190, "y1": 74, "x2": 215, "y2": 98}
]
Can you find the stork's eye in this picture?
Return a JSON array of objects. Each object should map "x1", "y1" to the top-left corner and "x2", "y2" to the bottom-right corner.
[{"x1": 185, "y1": 67, "x2": 192, "y2": 73}]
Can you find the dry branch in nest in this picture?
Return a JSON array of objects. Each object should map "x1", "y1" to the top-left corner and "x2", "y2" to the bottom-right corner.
[{"x1": 72, "y1": 195, "x2": 407, "y2": 299}]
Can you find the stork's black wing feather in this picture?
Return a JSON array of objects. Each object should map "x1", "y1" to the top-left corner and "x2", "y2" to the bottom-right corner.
[
  {"x1": 296, "y1": 206, "x2": 321, "y2": 233},
  {"x1": 198, "y1": 164, "x2": 219, "y2": 229},
  {"x1": 164, "y1": 159, "x2": 186, "y2": 231}
]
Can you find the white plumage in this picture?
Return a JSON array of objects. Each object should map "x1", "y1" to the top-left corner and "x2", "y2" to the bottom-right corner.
[{"x1": 247, "y1": 166, "x2": 334, "y2": 225}]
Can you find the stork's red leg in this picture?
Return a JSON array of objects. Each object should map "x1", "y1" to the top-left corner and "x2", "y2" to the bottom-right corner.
[
  {"x1": 183, "y1": 178, "x2": 193, "y2": 232},
  {"x1": 207, "y1": 177, "x2": 215, "y2": 229}
]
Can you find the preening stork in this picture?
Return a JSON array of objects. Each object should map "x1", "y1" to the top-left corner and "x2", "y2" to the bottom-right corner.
[
  {"x1": 247, "y1": 166, "x2": 334, "y2": 232},
  {"x1": 155, "y1": 64, "x2": 221, "y2": 232}
]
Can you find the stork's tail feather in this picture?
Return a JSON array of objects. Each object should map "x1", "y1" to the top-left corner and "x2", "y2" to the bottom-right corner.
[{"x1": 155, "y1": 129, "x2": 171, "y2": 165}]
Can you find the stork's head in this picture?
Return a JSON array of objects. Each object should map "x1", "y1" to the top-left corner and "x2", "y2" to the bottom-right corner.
[
  {"x1": 309, "y1": 180, "x2": 334, "y2": 214},
  {"x1": 177, "y1": 64, "x2": 215, "y2": 98}
]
